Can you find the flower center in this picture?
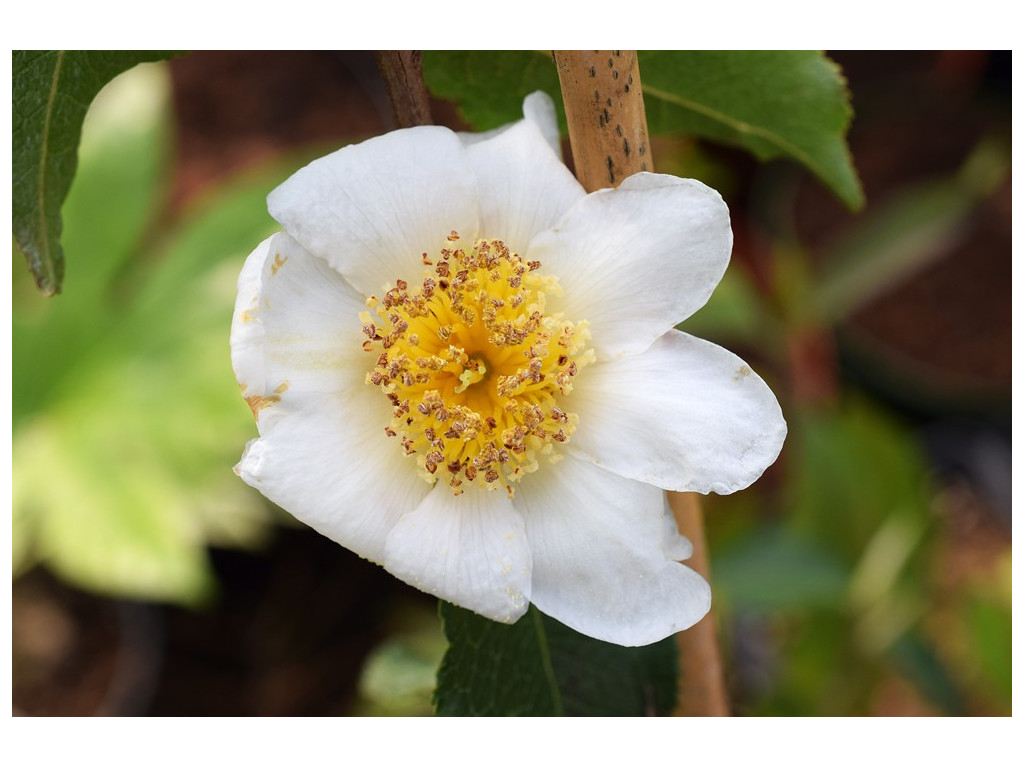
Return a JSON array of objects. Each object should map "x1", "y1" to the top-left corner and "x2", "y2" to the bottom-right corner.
[{"x1": 362, "y1": 232, "x2": 593, "y2": 497}]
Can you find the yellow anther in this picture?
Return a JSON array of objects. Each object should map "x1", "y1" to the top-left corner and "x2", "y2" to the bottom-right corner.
[{"x1": 363, "y1": 237, "x2": 591, "y2": 496}]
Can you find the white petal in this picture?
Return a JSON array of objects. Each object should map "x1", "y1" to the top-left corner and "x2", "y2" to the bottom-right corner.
[
  {"x1": 661, "y1": 499, "x2": 694, "y2": 561},
  {"x1": 457, "y1": 92, "x2": 562, "y2": 158},
  {"x1": 521, "y1": 90, "x2": 564, "y2": 159},
  {"x1": 527, "y1": 173, "x2": 732, "y2": 360},
  {"x1": 230, "y1": 231, "x2": 369, "y2": 431},
  {"x1": 517, "y1": 456, "x2": 710, "y2": 646},
  {"x1": 384, "y1": 486, "x2": 531, "y2": 624},
  {"x1": 467, "y1": 99, "x2": 585, "y2": 254},
  {"x1": 236, "y1": 390, "x2": 430, "y2": 565},
  {"x1": 268, "y1": 126, "x2": 480, "y2": 297},
  {"x1": 230, "y1": 232, "x2": 427, "y2": 563},
  {"x1": 230, "y1": 235, "x2": 271, "y2": 399},
  {"x1": 568, "y1": 329, "x2": 787, "y2": 494}
]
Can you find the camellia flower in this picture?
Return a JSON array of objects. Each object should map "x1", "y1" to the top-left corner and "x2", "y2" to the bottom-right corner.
[{"x1": 231, "y1": 92, "x2": 785, "y2": 646}]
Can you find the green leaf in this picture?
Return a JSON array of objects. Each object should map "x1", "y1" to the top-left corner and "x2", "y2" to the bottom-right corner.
[
  {"x1": 640, "y1": 51, "x2": 862, "y2": 210},
  {"x1": 423, "y1": 50, "x2": 862, "y2": 208},
  {"x1": 787, "y1": 398, "x2": 932, "y2": 563},
  {"x1": 966, "y1": 595, "x2": 1012, "y2": 702},
  {"x1": 15, "y1": 408, "x2": 218, "y2": 603},
  {"x1": 13, "y1": 162, "x2": 287, "y2": 603},
  {"x1": 13, "y1": 62, "x2": 172, "y2": 424},
  {"x1": 712, "y1": 526, "x2": 849, "y2": 611},
  {"x1": 12, "y1": 63, "x2": 290, "y2": 604},
  {"x1": 817, "y1": 137, "x2": 1010, "y2": 321},
  {"x1": 423, "y1": 51, "x2": 565, "y2": 133},
  {"x1": 818, "y1": 180, "x2": 972, "y2": 322},
  {"x1": 676, "y1": 266, "x2": 774, "y2": 344},
  {"x1": 12, "y1": 50, "x2": 178, "y2": 295},
  {"x1": 434, "y1": 603, "x2": 677, "y2": 716},
  {"x1": 890, "y1": 632, "x2": 965, "y2": 715}
]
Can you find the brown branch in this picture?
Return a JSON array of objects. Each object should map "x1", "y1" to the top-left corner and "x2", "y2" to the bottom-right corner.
[
  {"x1": 376, "y1": 51, "x2": 433, "y2": 128},
  {"x1": 668, "y1": 492, "x2": 730, "y2": 716},
  {"x1": 553, "y1": 50, "x2": 729, "y2": 717},
  {"x1": 552, "y1": 50, "x2": 651, "y2": 191}
]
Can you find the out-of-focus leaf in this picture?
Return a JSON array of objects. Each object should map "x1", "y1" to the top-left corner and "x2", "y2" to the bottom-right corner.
[
  {"x1": 677, "y1": 267, "x2": 773, "y2": 344},
  {"x1": 890, "y1": 632, "x2": 965, "y2": 715},
  {"x1": 360, "y1": 641, "x2": 440, "y2": 716},
  {"x1": 817, "y1": 137, "x2": 1010, "y2": 321},
  {"x1": 853, "y1": 583, "x2": 927, "y2": 656},
  {"x1": 849, "y1": 513, "x2": 927, "y2": 611},
  {"x1": 435, "y1": 603, "x2": 676, "y2": 716},
  {"x1": 785, "y1": 400, "x2": 935, "y2": 661},
  {"x1": 712, "y1": 526, "x2": 849, "y2": 611},
  {"x1": 15, "y1": 411, "x2": 217, "y2": 603},
  {"x1": 818, "y1": 181, "x2": 971, "y2": 322},
  {"x1": 358, "y1": 619, "x2": 448, "y2": 717},
  {"x1": 13, "y1": 64, "x2": 291, "y2": 604},
  {"x1": 738, "y1": 612, "x2": 861, "y2": 716},
  {"x1": 355, "y1": 598, "x2": 448, "y2": 716},
  {"x1": 423, "y1": 50, "x2": 862, "y2": 208},
  {"x1": 788, "y1": 398, "x2": 932, "y2": 562},
  {"x1": 13, "y1": 63, "x2": 171, "y2": 424},
  {"x1": 12, "y1": 50, "x2": 179, "y2": 295},
  {"x1": 966, "y1": 594, "x2": 1012, "y2": 701},
  {"x1": 848, "y1": 512, "x2": 931, "y2": 654}
]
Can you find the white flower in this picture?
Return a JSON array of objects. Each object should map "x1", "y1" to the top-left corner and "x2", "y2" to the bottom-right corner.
[{"x1": 230, "y1": 92, "x2": 786, "y2": 647}]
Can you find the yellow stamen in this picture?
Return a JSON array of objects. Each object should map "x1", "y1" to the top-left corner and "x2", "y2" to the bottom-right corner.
[{"x1": 362, "y1": 234, "x2": 593, "y2": 496}]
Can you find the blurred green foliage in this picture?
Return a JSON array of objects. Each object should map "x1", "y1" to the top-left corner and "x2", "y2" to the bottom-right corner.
[
  {"x1": 675, "y1": 119, "x2": 1011, "y2": 715},
  {"x1": 817, "y1": 137, "x2": 1009, "y2": 323},
  {"x1": 353, "y1": 599, "x2": 453, "y2": 716},
  {"x1": 12, "y1": 64, "x2": 289, "y2": 605}
]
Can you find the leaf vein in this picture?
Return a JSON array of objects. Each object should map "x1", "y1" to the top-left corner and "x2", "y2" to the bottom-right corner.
[
  {"x1": 36, "y1": 50, "x2": 65, "y2": 287},
  {"x1": 642, "y1": 82, "x2": 827, "y2": 185},
  {"x1": 530, "y1": 606, "x2": 564, "y2": 716}
]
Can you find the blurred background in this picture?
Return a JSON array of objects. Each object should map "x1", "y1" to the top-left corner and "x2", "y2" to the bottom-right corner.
[{"x1": 11, "y1": 51, "x2": 1011, "y2": 716}]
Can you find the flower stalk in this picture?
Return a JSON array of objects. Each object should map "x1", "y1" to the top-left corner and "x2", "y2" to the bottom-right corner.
[{"x1": 553, "y1": 49, "x2": 729, "y2": 717}]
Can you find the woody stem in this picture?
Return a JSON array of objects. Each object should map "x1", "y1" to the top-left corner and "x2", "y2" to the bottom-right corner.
[{"x1": 553, "y1": 49, "x2": 730, "y2": 717}]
